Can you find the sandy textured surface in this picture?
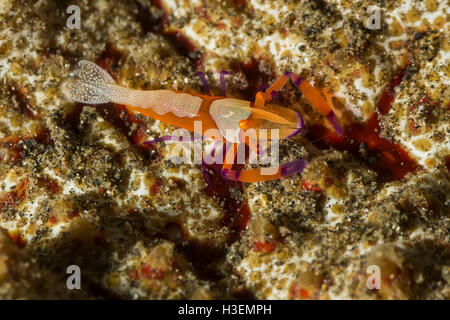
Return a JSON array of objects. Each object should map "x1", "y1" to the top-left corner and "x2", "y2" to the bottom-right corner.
[{"x1": 0, "y1": 0, "x2": 448, "y2": 299}]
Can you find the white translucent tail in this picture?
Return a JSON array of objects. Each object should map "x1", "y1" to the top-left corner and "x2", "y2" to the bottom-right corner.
[
  {"x1": 62, "y1": 60, "x2": 202, "y2": 118},
  {"x1": 62, "y1": 60, "x2": 117, "y2": 104}
]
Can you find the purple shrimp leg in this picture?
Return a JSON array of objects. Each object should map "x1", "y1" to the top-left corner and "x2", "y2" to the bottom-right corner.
[
  {"x1": 280, "y1": 159, "x2": 307, "y2": 178},
  {"x1": 220, "y1": 70, "x2": 232, "y2": 96},
  {"x1": 326, "y1": 112, "x2": 343, "y2": 136},
  {"x1": 256, "y1": 83, "x2": 269, "y2": 93},
  {"x1": 194, "y1": 72, "x2": 211, "y2": 95},
  {"x1": 270, "y1": 90, "x2": 280, "y2": 103}
]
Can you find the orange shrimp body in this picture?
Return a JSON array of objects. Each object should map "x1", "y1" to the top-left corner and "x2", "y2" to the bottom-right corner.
[{"x1": 63, "y1": 61, "x2": 341, "y2": 183}]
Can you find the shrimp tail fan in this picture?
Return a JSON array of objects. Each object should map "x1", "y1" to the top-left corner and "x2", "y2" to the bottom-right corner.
[{"x1": 62, "y1": 60, "x2": 116, "y2": 104}]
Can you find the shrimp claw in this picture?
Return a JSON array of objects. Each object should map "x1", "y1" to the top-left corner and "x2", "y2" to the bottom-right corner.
[{"x1": 256, "y1": 71, "x2": 343, "y2": 135}]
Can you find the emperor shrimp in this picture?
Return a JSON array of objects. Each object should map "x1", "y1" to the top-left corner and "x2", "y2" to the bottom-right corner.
[{"x1": 62, "y1": 60, "x2": 342, "y2": 183}]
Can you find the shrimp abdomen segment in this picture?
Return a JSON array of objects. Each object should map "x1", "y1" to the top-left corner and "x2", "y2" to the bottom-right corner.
[{"x1": 119, "y1": 89, "x2": 202, "y2": 118}]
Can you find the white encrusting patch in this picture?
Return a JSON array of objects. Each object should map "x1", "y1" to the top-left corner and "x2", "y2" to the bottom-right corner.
[
  {"x1": 323, "y1": 196, "x2": 344, "y2": 226},
  {"x1": 389, "y1": 93, "x2": 449, "y2": 168}
]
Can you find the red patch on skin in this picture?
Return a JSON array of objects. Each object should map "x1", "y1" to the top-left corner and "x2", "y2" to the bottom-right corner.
[
  {"x1": 377, "y1": 67, "x2": 408, "y2": 114},
  {"x1": 131, "y1": 123, "x2": 149, "y2": 146},
  {"x1": 324, "y1": 177, "x2": 334, "y2": 187},
  {"x1": 0, "y1": 193, "x2": 18, "y2": 213},
  {"x1": 0, "y1": 129, "x2": 53, "y2": 163},
  {"x1": 300, "y1": 288, "x2": 310, "y2": 298},
  {"x1": 0, "y1": 179, "x2": 29, "y2": 214},
  {"x1": 289, "y1": 283, "x2": 298, "y2": 298},
  {"x1": 215, "y1": 22, "x2": 227, "y2": 30},
  {"x1": 207, "y1": 172, "x2": 250, "y2": 243},
  {"x1": 34, "y1": 129, "x2": 54, "y2": 145},
  {"x1": 253, "y1": 241, "x2": 276, "y2": 253},
  {"x1": 46, "y1": 180, "x2": 61, "y2": 194},
  {"x1": 232, "y1": 16, "x2": 242, "y2": 27},
  {"x1": 409, "y1": 121, "x2": 421, "y2": 134},
  {"x1": 301, "y1": 180, "x2": 322, "y2": 192},
  {"x1": 49, "y1": 214, "x2": 58, "y2": 225},
  {"x1": 235, "y1": 0, "x2": 247, "y2": 8},
  {"x1": 151, "y1": 178, "x2": 163, "y2": 195},
  {"x1": 140, "y1": 264, "x2": 165, "y2": 280}
]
